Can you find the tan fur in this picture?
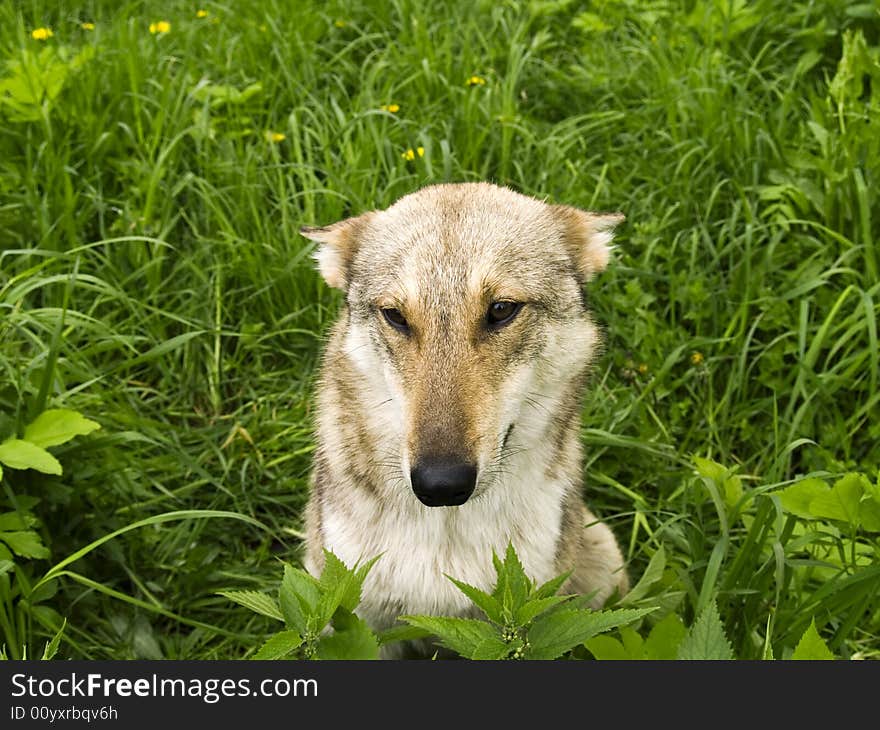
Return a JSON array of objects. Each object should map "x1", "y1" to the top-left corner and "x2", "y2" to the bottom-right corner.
[{"x1": 301, "y1": 183, "x2": 628, "y2": 654}]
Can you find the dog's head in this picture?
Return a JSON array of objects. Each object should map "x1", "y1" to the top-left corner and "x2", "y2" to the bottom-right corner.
[{"x1": 302, "y1": 183, "x2": 622, "y2": 507}]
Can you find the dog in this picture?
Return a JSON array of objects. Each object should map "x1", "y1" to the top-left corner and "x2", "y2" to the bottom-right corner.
[{"x1": 300, "y1": 183, "x2": 628, "y2": 653}]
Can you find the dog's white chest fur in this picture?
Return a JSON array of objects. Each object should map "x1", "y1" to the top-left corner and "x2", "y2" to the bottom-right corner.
[{"x1": 320, "y1": 468, "x2": 566, "y2": 629}]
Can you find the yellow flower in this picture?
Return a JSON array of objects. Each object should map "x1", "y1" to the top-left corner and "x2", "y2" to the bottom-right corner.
[
  {"x1": 265, "y1": 131, "x2": 286, "y2": 143},
  {"x1": 638, "y1": 363, "x2": 649, "y2": 375},
  {"x1": 466, "y1": 75, "x2": 486, "y2": 86},
  {"x1": 81, "y1": 22, "x2": 95, "y2": 31},
  {"x1": 334, "y1": 20, "x2": 347, "y2": 28},
  {"x1": 401, "y1": 147, "x2": 424, "y2": 160},
  {"x1": 31, "y1": 27, "x2": 53, "y2": 40},
  {"x1": 149, "y1": 20, "x2": 171, "y2": 34},
  {"x1": 380, "y1": 103, "x2": 400, "y2": 113},
  {"x1": 196, "y1": 9, "x2": 209, "y2": 18},
  {"x1": 690, "y1": 351, "x2": 704, "y2": 366}
]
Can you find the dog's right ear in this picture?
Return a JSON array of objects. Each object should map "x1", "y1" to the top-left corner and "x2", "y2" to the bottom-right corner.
[{"x1": 300, "y1": 213, "x2": 373, "y2": 291}]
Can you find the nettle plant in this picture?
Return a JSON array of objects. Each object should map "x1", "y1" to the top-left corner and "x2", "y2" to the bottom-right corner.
[
  {"x1": 0, "y1": 408, "x2": 99, "y2": 659},
  {"x1": 224, "y1": 541, "x2": 839, "y2": 661}
]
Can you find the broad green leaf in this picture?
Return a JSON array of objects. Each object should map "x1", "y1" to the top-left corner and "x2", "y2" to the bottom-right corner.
[
  {"x1": 217, "y1": 590, "x2": 284, "y2": 621},
  {"x1": 584, "y1": 635, "x2": 631, "y2": 660},
  {"x1": 402, "y1": 616, "x2": 501, "y2": 658},
  {"x1": 280, "y1": 564, "x2": 320, "y2": 633},
  {"x1": 24, "y1": 409, "x2": 100, "y2": 448},
  {"x1": 0, "y1": 530, "x2": 50, "y2": 559},
  {"x1": 809, "y1": 473, "x2": 864, "y2": 526},
  {"x1": 622, "y1": 546, "x2": 666, "y2": 605},
  {"x1": 316, "y1": 610, "x2": 378, "y2": 660},
  {"x1": 858, "y1": 499, "x2": 880, "y2": 532},
  {"x1": 317, "y1": 551, "x2": 378, "y2": 622},
  {"x1": 677, "y1": 602, "x2": 734, "y2": 660},
  {"x1": 620, "y1": 625, "x2": 645, "y2": 657},
  {"x1": 791, "y1": 620, "x2": 834, "y2": 660},
  {"x1": 0, "y1": 439, "x2": 62, "y2": 475},
  {"x1": 526, "y1": 608, "x2": 653, "y2": 660},
  {"x1": 0, "y1": 512, "x2": 34, "y2": 532},
  {"x1": 471, "y1": 636, "x2": 513, "y2": 660},
  {"x1": 643, "y1": 613, "x2": 687, "y2": 659},
  {"x1": 861, "y1": 477, "x2": 880, "y2": 531},
  {"x1": 447, "y1": 576, "x2": 504, "y2": 623},
  {"x1": 777, "y1": 477, "x2": 829, "y2": 519},
  {"x1": 252, "y1": 630, "x2": 303, "y2": 660}
]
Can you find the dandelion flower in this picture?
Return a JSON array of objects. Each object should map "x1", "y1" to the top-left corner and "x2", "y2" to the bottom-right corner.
[
  {"x1": 401, "y1": 147, "x2": 425, "y2": 160},
  {"x1": 196, "y1": 9, "x2": 209, "y2": 18},
  {"x1": 380, "y1": 103, "x2": 400, "y2": 113},
  {"x1": 638, "y1": 363, "x2": 649, "y2": 375},
  {"x1": 81, "y1": 22, "x2": 95, "y2": 31},
  {"x1": 149, "y1": 20, "x2": 171, "y2": 34},
  {"x1": 31, "y1": 27, "x2": 53, "y2": 40},
  {"x1": 466, "y1": 75, "x2": 486, "y2": 86},
  {"x1": 690, "y1": 351, "x2": 704, "y2": 366},
  {"x1": 265, "y1": 131, "x2": 286, "y2": 143}
]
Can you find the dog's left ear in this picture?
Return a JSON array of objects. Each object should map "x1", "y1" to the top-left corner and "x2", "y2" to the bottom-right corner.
[
  {"x1": 554, "y1": 206, "x2": 624, "y2": 282},
  {"x1": 300, "y1": 213, "x2": 374, "y2": 291}
]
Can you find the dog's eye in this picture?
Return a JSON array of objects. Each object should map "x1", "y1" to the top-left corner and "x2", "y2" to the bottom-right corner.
[
  {"x1": 486, "y1": 301, "x2": 522, "y2": 329},
  {"x1": 381, "y1": 307, "x2": 409, "y2": 332}
]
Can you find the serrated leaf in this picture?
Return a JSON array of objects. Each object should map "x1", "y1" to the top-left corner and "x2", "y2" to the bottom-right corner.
[
  {"x1": 526, "y1": 608, "x2": 653, "y2": 659},
  {"x1": 533, "y1": 571, "x2": 571, "y2": 600},
  {"x1": 447, "y1": 576, "x2": 504, "y2": 623},
  {"x1": 677, "y1": 602, "x2": 734, "y2": 660},
  {"x1": 643, "y1": 613, "x2": 687, "y2": 659},
  {"x1": 217, "y1": 590, "x2": 284, "y2": 621},
  {"x1": 471, "y1": 636, "x2": 513, "y2": 660},
  {"x1": 402, "y1": 615, "x2": 501, "y2": 658},
  {"x1": 252, "y1": 630, "x2": 303, "y2": 660},
  {"x1": 776, "y1": 477, "x2": 829, "y2": 519},
  {"x1": 514, "y1": 594, "x2": 572, "y2": 625},
  {"x1": 280, "y1": 564, "x2": 320, "y2": 633},
  {"x1": 493, "y1": 544, "x2": 532, "y2": 615},
  {"x1": 377, "y1": 623, "x2": 433, "y2": 646},
  {"x1": 316, "y1": 551, "x2": 378, "y2": 625},
  {"x1": 24, "y1": 409, "x2": 100, "y2": 448},
  {"x1": 316, "y1": 611, "x2": 378, "y2": 660},
  {"x1": 791, "y1": 619, "x2": 834, "y2": 660},
  {"x1": 0, "y1": 439, "x2": 62, "y2": 475},
  {"x1": 622, "y1": 546, "x2": 666, "y2": 605},
  {"x1": 0, "y1": 530, "x2": 50, "y2": 559}
]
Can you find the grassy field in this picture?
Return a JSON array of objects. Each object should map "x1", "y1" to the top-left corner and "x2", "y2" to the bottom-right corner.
[{"x1": 0, "y1": 0, "x2": 878, "y2": 660}]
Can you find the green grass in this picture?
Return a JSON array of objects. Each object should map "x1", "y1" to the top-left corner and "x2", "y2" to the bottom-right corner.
[{"x1": 0, "y1": 0, "x2": 877, "y2": 660}]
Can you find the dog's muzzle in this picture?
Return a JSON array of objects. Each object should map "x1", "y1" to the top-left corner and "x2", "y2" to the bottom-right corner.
[{"x1": 410, "y1": 458, "x2": 477, "y2": 507}]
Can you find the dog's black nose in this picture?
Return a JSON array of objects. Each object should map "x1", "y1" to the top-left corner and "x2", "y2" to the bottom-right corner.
[{"x1": 411, "y1": 459, "x2": 477, "y2": 507}]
